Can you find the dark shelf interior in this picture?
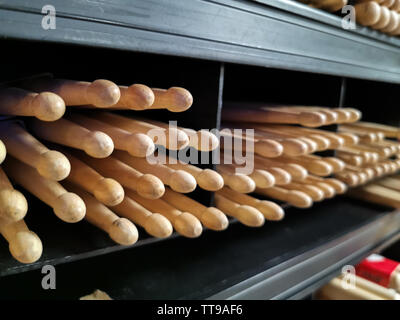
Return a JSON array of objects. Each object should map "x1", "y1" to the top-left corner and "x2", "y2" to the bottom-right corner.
[{"x1": 0, "y1": 197, "x2": 392, "y2": 299}]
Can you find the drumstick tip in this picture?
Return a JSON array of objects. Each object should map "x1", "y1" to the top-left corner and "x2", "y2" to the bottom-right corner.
[
  {"x1": 37, "y1": 150, "x2": 71, "y2": 181},
  {"x1": 0, "y1": 189, "x2": 28, "y2": 222},
  {"x1": 126, "y1": 84, "x2": 155, "y2": 109},
  {"x1": 234, "y1": 205, "x2": 265, "y2": 227},
  {"x1": 87, "y1": 79, "x2": 121, "y2": 108},
  {"x1": 174, "y1": 212, "x2": 203, "y2": 238},
  {"x1": 108, "y1": 218, "x2": 138, "y2": 245},
  {"x1": 126, "y1": 133, "x2": 155, "y2": 158},
  {"x1": 136, "y1": 174, "x2": 165, "y2": 199},
  {"x1": 83, "y1": 131, "x2": 114, "y2": 158},
  {"x1": 197, "y1": 169, "x2": 224, "y2": 191},
  {"x1": 165, "y1": 87, "x2": 193, "y2": 112},
  {"x1": 33, "y1": 92, "x2": 66, "y2": 121},
  {"x1": 93, "y1": 178, "x2": 125, "y2": 207},
  {"x1": 169, "y1": 170, "x2": 197, "y2": 193},
  {"x1": 54, "y1": 192, "x2": 86, "y2": 223},
  {"x1": 9, "y1": 230, "x2": 42, "y2": 264},
  {"x1": 201, "y1": 207, "x2": 229, "y2": 231},
  {"x1": 143, "y1": 213, "x2": 173, "y2": 238}
]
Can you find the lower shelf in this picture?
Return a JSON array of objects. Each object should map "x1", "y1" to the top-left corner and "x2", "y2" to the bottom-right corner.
[{"x1": 0, "y1": 196, "x2": 398, "y2": 299}]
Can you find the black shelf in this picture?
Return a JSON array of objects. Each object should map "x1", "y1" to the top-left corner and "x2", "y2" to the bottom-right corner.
[
  {"x1": 0, "y1": 197, "x2": 399, "y2": 299},
  {"x1": 0, "y1": 0, "x2": 400, "y2": 83}
]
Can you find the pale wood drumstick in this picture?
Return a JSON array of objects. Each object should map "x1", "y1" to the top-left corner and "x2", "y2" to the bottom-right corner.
[
  {"x1": 254, "y1": 156, "x2": 308, "y2": 181},
  {"x1": 151, "y1": 87, "x2": 193, "y2": 112},
  {"x1": 339, "y1": 125, "x2": 379, "y2": 143},
  {"x1": 335, "y1": 132, "x2": 360, "y2": 146},
  {"x1": 0, "y1": 122, "x2": 70, "y2": 181},
  {"x1": 274, "y1": 155, "x2": 333, "y2": 176},
  {"x1": 381, "y1": 9, "x2": 400, "y2": 32},
  {"x1": 163, "y1": 159, "x2": 224, "y2": 191},
  {"x1": 92, "y1": 112, "x2": 189, "y2": 150},
  {"x1": 302, "y1": 154, "x2": 345, "y2": 173},
  {"x1": 339, "y1": 146, "x2": 379, "y2": 163},
  {"x1": 128, "y1": 191, "x2": 202, "y2": 238},
  {"x1": 67, "y1": 113, "x2": 155, "y2": 157},
  {"x1": 217, "y1": 187, "x2": 284, "y2": 221},
  {"x1": 214, "y1": 194, "x2": 265, "y2": 227},
  {"x1": 224, "y1": 163, "x2": 275, "y2": 188},
  {"x1": 352, "y1": 275, "x2": 400, "y2": 300},
  {"x1": 355, "y1": 2, "x2": 382, "y2": 26},
  {"x1": 346, "y1": 121, "x2": 400, "y2": 139},
  {"x1": 221, "y1": 105, "x2": 327, "y2": 127},
  {"x1": 29, "y1": 118, "x2": 114, "y2": 158},
  {"x1": 111, "y1": 84, "x2": 154, "y2": 110},
  {"x1": 21, "y1": 78, "x2": 121, "y2": 108},
  {"x1": 162, "y1": 188, "x2": 228, "y2": 231},
  {"x1": 63, "y1": 182, "x2": 138, "y2": 245},
  {"x1": 341, "y1": 108, "x2": 362, "y2": 122},
  {"x1": 216, "y1": 165, "x2": 256, "y2": 193},
  {"x1": 0, "y1": 139, "x2": 5, "y2": 165},
  {"x1": 141, "y1": 118, "x2": 219, "y2": 152},
  {"x1": 281, "y1": 182, "x2": 325, "y2": 201},
  {"x1": 112, "y1": 190, "x2": 173, "y2": 238},
  {"x1": 310, "y1": 0, "x2": 347, "y2": 11},
  {"x1": 0, "y1": 218, "x2": 42, "y2": 264},
  {"x1": 336, "y1": 152, "x2": 364, "y2": 167},
  {"x1": 60, "y1": 150, "x2": 124, "y2": 206},
  {"x1": 4, "y1": 157, "x2": 86, "y2": 223},
  {"x1": 77, "y1": 153, "x2": 165, "y2": 199},
  {"x1": 0, "y1": 87, "x2": 65, "y2": 121},
  {"x1": 335, "y1": 171, "x2": 360, "y2": 186},
  {"x1": 255, "y1": 187, "x2": 313, "y2": 208},
  {"x1": 270, "y1": 106, "x2": 337, "y2": 124},
  {"x1": 0, "y1": 167, "x2": 27, "y2": 224},
  {"x1": 375, "y1": 176, "x2": 400, "y2": 191},
  {"x1": 305, "y1": 175, "x2": 347, "y2": 194},
  {"x1": 114, "y1": 150, "x2": 196, "y2": 193}
]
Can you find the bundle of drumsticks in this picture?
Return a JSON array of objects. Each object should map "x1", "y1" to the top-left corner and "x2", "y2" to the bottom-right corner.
[
  {"x1": 297, "y1": 0, "x2": 400, "y2": 37},
  {"x1": 0, "y1": 76, "x2": 399, "y2": 265}
]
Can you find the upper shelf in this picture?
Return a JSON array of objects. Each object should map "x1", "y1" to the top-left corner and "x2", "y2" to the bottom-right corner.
[{"x1": 0, "y1": 0, "x2": 400, "y2": 83}]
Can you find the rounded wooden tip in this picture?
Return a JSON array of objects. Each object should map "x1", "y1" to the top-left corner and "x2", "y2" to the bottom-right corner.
[
  {"x1": 303, "y1": 185, "x2": 325, "y2": 201},
  {"x1": 287, "y1": 190, "x2": 313, "y2": 208},
  {"x1": 37, "y1": 150, "x2": 71, "y2": 181},
  {"x1": 285, "y1": 163, "x2": 308, "y2": 181},
  {"x1": 382, "y1": 10, "x2": 399, "y2": 32},
  {"x1": 174, "y1": 212, "x2": 203, "y2": 238},
  {"x1": 0, "y1": 140, "x2": 5, "y2": 164},
  {"x1": 300, "y1": 137, "x2": 318, "y2": 153},
  {"x1": 83, "y1": 131, "x2": 114, "y2": 158},
  {"x1": 333, "y1": 109, "x2": 352, "y2": 123},
  {"x1": 338, "y1": 172, "x2": 359, "y2": 186},
  {"x1": 196, "y1": 130, "x2": 219, "y2": 151},
  {"x1": 93, "y1": 178, "x2": 125, "y2": 206},
  {"x1": 201, "y1": 207, "x2": 229, "y2": 231},
  {"x1": 325, "y1": 178, "x2": 347, "y2": 194},
  {"x1": 310, "y1": 135, "x2": 330, "y2": 150},
  {"x1": 298, "y1": 112, "x2": 326, "y2": 127},
  {"x1": 234, "y1": 205, "x2": 265, "y2": 227},
  {"x1": 127, "y1": 133, "x2": 155, "y2": 157},
  {"x1": 256, "y1": 139, "x2": 283, "y2": 158},
  {"x1": 54, "y1": 192, "x2": 86, "y2": 223},
  {"x1": 164, "y1": 127, "x2": 189, "y2": 150},
  {"x1": 282, "y1": 139, "x2": 308, "y2": 156},
  {"x1": 268, "y1": 167, "x2": 292, "y2": 185},
  {"x1": 169, "y1": 170, "x2": 197, "y2": 193},
  {"x1": 165, "y1": 87, "x2": 193, "y2": 112},
  {"x1": 86, "y1": 79, "x2": 121, "y2": 108},
  {"x1": 338, "y1": 132, "x2": 359, "y2": 146},
  {"x1": 33, "y1": 92, "x2": 66, "y2": 121},
  {"x1": 363, "y1": 167, "x2": 375, "y2": 180},
  {"x1": 251, "y1": 169, "x2": 276, "y2": 188},
  {"x1": 126, "y1": 84, "x2": 155, "y2": 109},
  {"x1": 144, "y1": 213, "x2": 173, "y2": 238},
  {"x1": 256, "y1": 200, "x2": 285, "y2": 221},
  {"x1": 325, "y1": 157, "x2": 345, "y2": 173},
  {"x1": 317, "y1": 182, "x2": 336, "y2": 198},
  {"x1": 197, "y1": 169, "x2": 224, "y2": 191},
  {"x1": 108, "y1": 218, "x2": 138, "y2": 245},
  {"x1": 225, "y1": 174, "x2": 256, "y2": 193},
  {"x1": 136, "y1": 174, "x2": 165, "y2": 199},
  {"x1": 355, "y1": 2, "x2": 381, "y2": 26},
  {"x1": 9, "y1": 230, "x2": 42, "y2": 264},
  {"x1": 310, "y1": 160, "x2": 333, "y2": 176},
  {"x1": 372, "y1": 6, "x2": 391, "y2": 29},
  {"x1": 0, "y1": 189, "x2": 28, "y2": 222},
  {"x1": 357, "y1": 172, "x2": 368, "y2": 184}
]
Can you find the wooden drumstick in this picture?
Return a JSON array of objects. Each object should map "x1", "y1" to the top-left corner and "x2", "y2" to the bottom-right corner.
[
  {"x1": 339, "y1": 147, "x2": 379, "y2": 163},
  {"x1": 375, "y1": 176, "x2": 400, "y2": 191},
  {"x1": 336, "y1": 152, "x2": 364, "y2": 166},
  {"x1": 353, "y1": 275, "x2": 400, "y2": 300},
  {"x1": 214, "y1": 194, "x2": 265, "y2": 227},
  {"x1": 29, "y1": 118, "x2": 114, "y2": 158},
  {"x1": 311, "y1": 0, "x2": 347, "y2": 11},
  {"x1": 335, "y1": 171, "x2": 360, "y2": 186},
  {"x1": 78, "y1": 153, "x2": 164, "y2": 199},
  {"x1": 93, "y1": 112, "x2": 189, "y2": 150},
  {"x1": 21, "y1": 78, "x2": 121, "y2": 108},
  {"x1": 217, "y1": 187, "x2": 284, "y2": 221},
  {"x1": 345, "y1": 165, "x2": 373, "y2": 182},
  {"x1": 4, "y1": 157, "x2": 86, "y2": 223},
  {"x1": 341, "y1": 108, "x2": 362, "y2": 122},
  {"x1": 111, "y1": 84, "x2": 154, "y2": 110},
  {"x1": 163, "y1": 159, "x2": 224, "y2": 191},
  {"x1": 349, "y1": 143, "x2": 391, "y2": 158},
  {"x1": 275, "y1": 155, "x2": 333, "y2": 176},
  {"x1": 390, "y1": 0, "x2": 400, "y2": 11},
  {"x1": 151, "y1": 87, "x2": 193, "y2": 112},
  {"x1": 63, "y1": 182, "x2": 138, "y2": 245},
  {"x1": 339, "y1": 125, "x2": 379, "y2": 142},
  {"x1": 381, "y1": 9, "x2": 400, "y2": 32},
  {"x1": 162, "y1": 188, "x2": 229, "y2": 231},
  {"x1": 337, "y1": 148, "x2": 372, "y2": 164},
  {"x1": 348, "y1": 183, "x2": 400, "y2": 208},
  {"x1": 281, "y1": 182, "x2": 325, "y2": 201},
  {"x1": 0, "y1": 167, "x2": 27, "y2": 224},
  {"x1": 335, "y1": 132, "x2": 360, "y2": 146},
  {"x1": 0, "y1": 87, "x2": 65, "y2": 121},
  {"x1": 112, "y1": 190, "x2": 173, "y2": 238},
  {"x1": 355, "y1": 2, "x2": 382, "y2": 26},
  {"x1": 128, "y1": 191, "x2": 202, "y2": 238},
  {"x1": 142, "y1": 119, "x2": 219, "y2": 152},
  {"x1": 221, "y1": 105, "x2": 327, "y2": 127},
  {"x1": 68, "y1": 113, "x2": 155, "y2": 157},
  {"x1": 382, "y1": 0, "x2": 396, "y2": 7},
  {"x1": 254, "y1": 156, "x2": 308, "y2": 181},
  {"x1": 331, "y1": 108, "x2": 352, "y2": 123},
  {"x1": 303, "y1": 154, "x2": 345, "y2": 173},
  {"x1": 216, "y1": 165, "x2": 256, "y2": 193},
  {"x1": 0, "y1": 218, "x2": 42, "y2": 264},
  {"x1": 59, "y1": 150, "x2": 124, "y2": 206},
  {"x1": 0, "y1": 122, "x2": 71, "y2": 181},
  {"x1": 114, "y1": 151, "x2": 196, "y2": 193},
  {"x1": 255, "y1": 186, "x2": 313, "y2": 208},
  {"x1": 348, "y1": 122, "x2": 400, "y2": 139},
  {"x1": 272, "y1": 106, "x2": 338, "y2": 124},
  {"x1": 305, "y1": 175, "x2": 347, "y2": 194}
]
